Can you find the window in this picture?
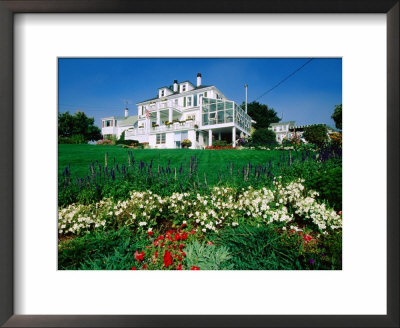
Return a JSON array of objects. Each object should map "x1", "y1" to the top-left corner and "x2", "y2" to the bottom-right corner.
[
  {"x1": 174, "y1": 99, "x2": 178, "y2": 106},
  {"x1": 161, "y1": 90, "x2": 165, "y2": 97},
  {"x1": 199, "y1": 94, "x2": 203, "y2": 105},
  {"x1": 187, "y1": 96, "x2": 192, "y2": 107},
  {"x1": 204, "y1": 91, "x2": 207, "y2": 97},
  {"x1": 182, "y1": 85, "x2": 186, "y2": 92},
  {"x1": 156, "y1": 133, "x2": 166, "y2": 144},
  {"x1": 183, "y1": 97, "x2": 186, "y2": 107}
]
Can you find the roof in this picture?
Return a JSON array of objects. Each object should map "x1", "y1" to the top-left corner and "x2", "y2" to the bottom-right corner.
[
  {"x1": 119, "y1": 115, "x2": 138, "y2": 127},
  {"x1": 270, "y1": 121, "x2": 296, "y2": 126},
  {"x1": 136, "y1": 85, "x2": 213, "y2": 105}
]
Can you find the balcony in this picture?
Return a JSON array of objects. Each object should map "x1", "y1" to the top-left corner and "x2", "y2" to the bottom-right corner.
[
  {"x1": 150, "y1": 120, "x2": 198, "y2": 133},
  {"x1": 148, "y1": 100, "x2": 184, "y2": 113},
  {"x1": 125, "y1": 127, "x2": 147, "y2": 138}
]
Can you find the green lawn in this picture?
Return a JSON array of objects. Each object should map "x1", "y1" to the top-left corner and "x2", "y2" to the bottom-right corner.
[{"x1": 58, "y1": 144, "x2": 290, "y2": 180}]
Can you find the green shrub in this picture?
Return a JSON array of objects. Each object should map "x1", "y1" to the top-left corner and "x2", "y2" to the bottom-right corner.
[
  {"x1": 58, "y1": 134, "x2": 87, "y2": 144},
  {"x1": 212, "y1": 140, "x2": 228, "y2": 147},
  {"x1": 305, "y1": 164, "x2": 342, "y2": 211},
  {"x1": 251, "y1": 128, "x2": 277, "y2": 146},
  {"x1": 116, "y1": 139, "x2": 139, "y2": 146},
  {"x1": 303, "y1": 125, "x2": 329, "y2": 149},
  {"x1": 184, "y1": 240, "x2": 233, "y2": 270}
]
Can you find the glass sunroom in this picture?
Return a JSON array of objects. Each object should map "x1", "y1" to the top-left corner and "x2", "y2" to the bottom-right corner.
[{"x1": 201, "y1": 97, "x2": 251, "y2": 134}]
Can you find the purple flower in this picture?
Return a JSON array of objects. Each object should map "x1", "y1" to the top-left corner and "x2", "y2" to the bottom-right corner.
[{"x1": 309, "y1": 258, "x2": 315, "y2": 265}]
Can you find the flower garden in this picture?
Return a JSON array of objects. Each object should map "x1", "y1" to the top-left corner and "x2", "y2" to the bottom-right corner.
[{"x1": 58, "y1": 144, "x2": 342, "y2": 270}]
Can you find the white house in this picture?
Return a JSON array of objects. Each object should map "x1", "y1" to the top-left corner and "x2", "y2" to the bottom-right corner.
[
  {"x1": 101, "y1": 73, "x2": 252, "y2": 148},
  {"x1": 101, "y1": 107, "x2": 138, "y2": 140},
  {"x1": 269, "y1": 121, "x2": 296, "y2": 143},
  {"x1": 269, "y1": 121, "x2": 335, "y2": 143}
]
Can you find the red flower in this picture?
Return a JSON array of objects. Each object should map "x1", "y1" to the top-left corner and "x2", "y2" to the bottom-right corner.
[
  {"x1": 207, "y1": 241, "x2": 214, "y2": 245},
  {"x1": 190, "y1": 266, "x2": 200, "y2": 270},
  {"x1": 148, "y1": 231, "x2": 154, "y2": 236},
  {"x1": 174, "y1": 233, "x2": 181, "y2": 241},
  {"x1": 176, "y1": 264, "x2": 183, "y2": 270},
  {"x1": 134, "y1": 250, "x2": 145, "y2": 262},
  {"x1": 303, "y1": 234, "x2": 312, "y2": 242},
  {"x1": 156, "y1": 235, "x2": 164, "y2": 241},
  {"x1": 131, "y1": 266, "x2": 137, "y2": 270},
  {"x1": 142, "y1": 264, "x2": 148, "y2": 269},
  {"x1": 181, "y1": 252, "x2": 186, "y2": 257},
  {"x1": 177, "y1": 256, "x2": 183, "y2": 261},
  {"x1": 164, "y1": 251, "x2": 173, "y2": 268},
  {"x1": 179, "y1": 244, "x2": 185, "y2": 249},
  {"x1": 181, "y1": 223, "x2": 187, "y2": 228},
  {"x1": 190, "y1": 229, "x2": 196, "y2": 234},
  {"x1": 181, "y1": 232, "x2": 188, "y2": 240},
  {"x1": 154, "y1": 251, "x2": 158, "y2": 258}
]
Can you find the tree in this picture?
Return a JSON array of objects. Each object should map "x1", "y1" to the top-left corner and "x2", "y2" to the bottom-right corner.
[
  {"x1": 58, "y1": 111, "x2": 102, "y2": 143},
  {"x1": 331, "y1": 104, "x2": 342, "y2": 130},
  {"x1": 303, "y1": 124, "x2": 329, "y2": 149},
  {"x1": 242, "y1": 101, "x2": 280, "y2": 129},
  {"x1": 251, "y1": 128, "x2": 277, "y2": 146}
]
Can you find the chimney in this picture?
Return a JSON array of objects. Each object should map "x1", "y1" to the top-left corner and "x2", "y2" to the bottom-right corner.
[
  {"x1": 124, "y1": 107, "x2": 129, "y2": 118},
  {"x1": 173, "y1": 80, "x2": 178, "y2": 92},
  {"x1": 197, "y1": 73, "x2": 202, "y2": 87}
]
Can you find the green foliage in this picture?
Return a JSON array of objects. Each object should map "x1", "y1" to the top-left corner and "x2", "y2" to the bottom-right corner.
[
  {"x1": 331, "y1": 104, "x2": 342, "y2": 130},
  {"x1": 251, "y1": 128, "x2": 277, "y2": 146},
  {"x1": 242, "y1": 101, "x2": 280, "y2": 129},
  {"x1": 212, "y1": 140, "x2": 228, "y2": 147},
  {"x1": 58, "y1": 111, "x2": 102, "y2": 142},
  {"x1": 305, "y1": 163, "x2": 342, "y2": 211},
  {"x1": 184, "y1": 241, "x2": 234, "y2": 270},
  {"x1": 116, "y1": 139, "x2": 139, "y2": 146},
  {"x1": 303, "y1": 124, "x2": 329, "y2": 149},
  {"x1": 209, "y1": 225, "x2": 342, "y2": 270},
  {"x1": 119, "y1": 130, "x2": 125, "y2": 141},
  {"x1": 58, "y1": 228, "x2": 146, "y2": 270},
  {"x1": 209, "y1": 225, "x2": 301, "y2": 270}
]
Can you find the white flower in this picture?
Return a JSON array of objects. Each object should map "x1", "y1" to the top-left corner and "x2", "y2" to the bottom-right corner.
[{"x1": 139, "y1": 222, "x2": 147, "y2": 226}]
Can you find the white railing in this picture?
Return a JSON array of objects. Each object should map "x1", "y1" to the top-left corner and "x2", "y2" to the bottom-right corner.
[
  {"x1": 125, "y1": 128, "x2": 147, "y2": 138},
  {"x1": 150, "y1": 121, "x2": 198, "y2": 133},
  {"x1": 148, "y1": 101, "x2": 184, "y2": 112}
]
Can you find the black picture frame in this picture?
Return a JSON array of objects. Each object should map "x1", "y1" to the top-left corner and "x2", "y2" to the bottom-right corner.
[{"x1": 0, "y1": 1, "x2": 398, "y2": 327}]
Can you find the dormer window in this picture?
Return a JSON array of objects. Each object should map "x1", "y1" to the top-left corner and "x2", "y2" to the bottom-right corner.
[
  {"x1": 182, "y1": 85, "x2": 186, "y2": 92},
  {"x1": 161, "y1": 90, "x2": 165, "y2": 97}
]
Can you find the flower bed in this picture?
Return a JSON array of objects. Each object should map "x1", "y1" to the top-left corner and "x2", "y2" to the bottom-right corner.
[
  {"x1": 96, "y1": 139, "x2": 112, "y2": 145},
  {"x1": 58, "y1": 178, "x2": 341, "y2": 236},
  {"x1": 205, "y1": 146, "x2": 236, "y2": 150}
]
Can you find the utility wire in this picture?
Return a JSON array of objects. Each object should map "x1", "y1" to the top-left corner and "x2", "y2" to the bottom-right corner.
[{"x1": 254, "y1": 58, "x2": 314, "y2": 101}]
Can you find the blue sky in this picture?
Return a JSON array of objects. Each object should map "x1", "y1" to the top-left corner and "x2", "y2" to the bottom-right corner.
[{"x1": 58, "y1": 58, "x2": 342, "y2": 128}]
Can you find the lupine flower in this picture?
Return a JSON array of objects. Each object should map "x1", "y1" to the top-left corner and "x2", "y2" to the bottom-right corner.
[{"x1": 191, "y1": 266, "x2": 200, "y2": 270}]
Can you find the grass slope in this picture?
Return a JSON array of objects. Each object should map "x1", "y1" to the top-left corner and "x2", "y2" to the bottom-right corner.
[{"x1": 59, "y1": 144, "x2": 288, "y2": 180}]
